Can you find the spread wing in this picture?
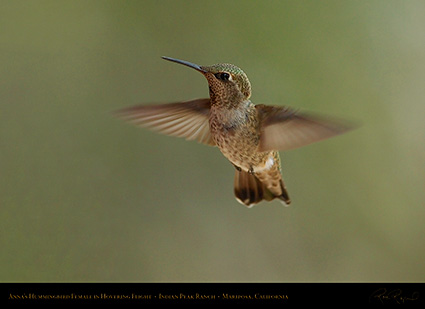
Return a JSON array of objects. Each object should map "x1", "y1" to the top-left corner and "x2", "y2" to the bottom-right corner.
[
  {"x1": 115, "y1": 98, "x2": 215, "y2": 146},
  {"x1": 256, "y1": 104, "x2": 354, "y2": 152}
]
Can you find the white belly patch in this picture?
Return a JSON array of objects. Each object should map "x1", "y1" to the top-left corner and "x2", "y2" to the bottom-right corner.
[{"x1": 254, "y1": 155, "x2": 274, "y2": 173}]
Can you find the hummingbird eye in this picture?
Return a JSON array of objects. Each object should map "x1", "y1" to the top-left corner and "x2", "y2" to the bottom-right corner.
[{"x1": 215, "y1": 72, "x2": 231, "y2": 81}]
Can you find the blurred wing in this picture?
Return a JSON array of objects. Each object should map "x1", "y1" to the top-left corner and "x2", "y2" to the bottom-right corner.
[
  {"x1": 256, "y1": 104, "x2": 353, "y2": 152},
  {"x1": 115, "y1": 98, "x2": 215, "y2": 146}
]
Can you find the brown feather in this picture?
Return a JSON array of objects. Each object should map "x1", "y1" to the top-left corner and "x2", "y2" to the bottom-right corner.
[
  {"x1": 115, "y1": 98, "x2": 215, "y2": 146},
  {"x1": 256, "y1": 104, "x2": 354, "y2": 152},
  {"x1": 233, "y1": 169, "x2": 290, "y2": 207}
]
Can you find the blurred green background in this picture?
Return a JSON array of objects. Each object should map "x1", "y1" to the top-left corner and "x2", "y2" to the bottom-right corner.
[{"x1": 1, "y1": 0, "x2": 425, "y2": 282}]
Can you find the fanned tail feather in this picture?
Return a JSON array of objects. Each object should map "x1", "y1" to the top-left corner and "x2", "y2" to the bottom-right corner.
[{"x1": 234, "y1": 170, "x2": 290, "y2": 208}]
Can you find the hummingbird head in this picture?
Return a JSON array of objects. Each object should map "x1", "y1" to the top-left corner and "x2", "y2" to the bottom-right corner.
[{"x1": 162, "y1": 57, "x2": 252, "y2": 103}]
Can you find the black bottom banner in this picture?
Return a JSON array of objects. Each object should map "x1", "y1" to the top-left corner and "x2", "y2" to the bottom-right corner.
[{"x1": 2, "y1": 283, "x2": 423, "y2": 305}]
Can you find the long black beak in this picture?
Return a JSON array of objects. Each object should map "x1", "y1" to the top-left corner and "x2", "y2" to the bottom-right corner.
[{"x1": 162, "y1": 56, "x2": 207, "y2": 73}]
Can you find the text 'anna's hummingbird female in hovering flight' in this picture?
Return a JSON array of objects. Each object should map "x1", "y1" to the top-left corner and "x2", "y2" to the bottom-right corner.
[{"x1": 116, "y1": 57, "x2": 353, "y2": 208}]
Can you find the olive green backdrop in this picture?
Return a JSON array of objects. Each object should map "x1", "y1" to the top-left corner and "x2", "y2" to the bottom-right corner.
[{"x1": 1, "y1": 0, "x2": 424, "y2": 282}]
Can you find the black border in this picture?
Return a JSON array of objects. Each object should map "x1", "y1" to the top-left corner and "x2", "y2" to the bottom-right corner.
[{"x1": 2, "y1": 283, "x2": 424, "y2": 305}]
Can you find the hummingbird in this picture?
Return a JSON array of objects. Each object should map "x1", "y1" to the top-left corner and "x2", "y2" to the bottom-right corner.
[{"x1": 116, "y1": 56, "x2": 352, "y2": 208}]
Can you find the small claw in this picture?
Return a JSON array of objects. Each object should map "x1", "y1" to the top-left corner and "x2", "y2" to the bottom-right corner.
[{"x1": 233, "y1": 164, "x2": 242, "y2": 172}]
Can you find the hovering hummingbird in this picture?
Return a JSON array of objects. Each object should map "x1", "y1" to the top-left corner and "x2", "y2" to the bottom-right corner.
[{"x1": 116, "y1": 56, "x2": 353, "y2": 208}]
